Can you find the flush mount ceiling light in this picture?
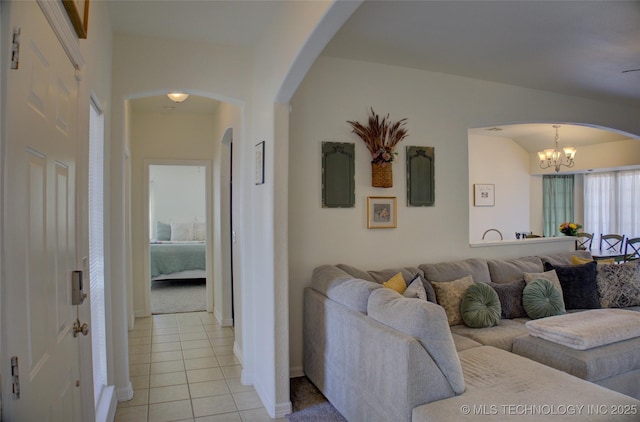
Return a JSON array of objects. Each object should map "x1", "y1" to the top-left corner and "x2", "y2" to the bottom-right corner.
[
  {"x1": 167, "y1": 92, "x2": 189, "y2": 103},
  {"x1": 537, "y1": 125, "x2": 576, "y2": 173}
]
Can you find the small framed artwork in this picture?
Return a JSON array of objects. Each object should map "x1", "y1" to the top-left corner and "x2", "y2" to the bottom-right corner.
[
  {"x1": 474, "y1": 184, "x2": 495, "y2": 207},
  {"x1": 367, "y1": 196, "x2": 397, "y2": 229},
  {"x1": 63, "y1": 0, "x2": 90, "y2": 39},
  {"x1": 255, "y1": 141, "x2": 265, "y2": 185}
]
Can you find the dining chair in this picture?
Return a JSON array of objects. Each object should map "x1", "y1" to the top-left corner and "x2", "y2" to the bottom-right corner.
[
  {"x1": 599, "y1": 234, "x2": 625, "y2": 253},
  {"x1": 575, "y1": 232, "x2": 593, "y2": 251},
  {"x1": 624, "y1": 237, "x2": 640, "y2": 262}
]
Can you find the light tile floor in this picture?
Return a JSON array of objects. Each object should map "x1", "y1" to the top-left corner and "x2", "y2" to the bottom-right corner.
[{"x1": 116, "y1": 312, "x2": 285, "y2": 422}]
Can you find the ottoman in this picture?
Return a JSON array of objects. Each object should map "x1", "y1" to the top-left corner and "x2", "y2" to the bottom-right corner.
[{"x1": 512, "y1": 310, "x2": 640, "y2": 399}]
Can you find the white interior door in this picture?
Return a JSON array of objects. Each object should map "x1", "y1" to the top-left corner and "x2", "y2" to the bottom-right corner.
[{"x1": 2, "y1": 1, "x2": 84, "y2": 420}]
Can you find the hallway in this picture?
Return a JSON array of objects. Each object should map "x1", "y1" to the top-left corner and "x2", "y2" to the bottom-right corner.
[{"x1": 115, "y1": 312, "x2": 283, "y2": 421}]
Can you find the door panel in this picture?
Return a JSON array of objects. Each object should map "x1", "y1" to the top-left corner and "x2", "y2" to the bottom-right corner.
[{"x1": 3, "y1": 1, "x2": 82, "y2": 420}]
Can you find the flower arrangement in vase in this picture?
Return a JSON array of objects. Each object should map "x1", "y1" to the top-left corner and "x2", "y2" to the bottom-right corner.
[
  {"x1": 347, "y1": 108, "x2": 408, "y2": 187},
  {"x1": 559, "y1": 222, "x2": 582, "y2": 236}
]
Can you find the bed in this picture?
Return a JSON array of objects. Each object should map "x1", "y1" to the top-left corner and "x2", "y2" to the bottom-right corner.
[{"x1": 150, "y1": 240, "x2": 206, "y2": 281}]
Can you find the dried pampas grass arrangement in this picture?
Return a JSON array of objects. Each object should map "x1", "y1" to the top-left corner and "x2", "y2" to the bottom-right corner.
[{"x1": 347, "y1": 108, "x2": 408, "y2": 164}]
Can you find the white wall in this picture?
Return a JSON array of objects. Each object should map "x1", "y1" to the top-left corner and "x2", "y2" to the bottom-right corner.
[
  {"x1": 469, "y1": 134, "x2": 532, "y2": 241},
  {"x1": 288, "y1": 55, "x2": 640, "y2": 375},
  {"x1": 149, "y1": 165, "x2": 206, "y2": 238}
]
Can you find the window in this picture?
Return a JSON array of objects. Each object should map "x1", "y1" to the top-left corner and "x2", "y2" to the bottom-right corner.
[{"x1": 584, "y1": 170, "x2": 640, "y2": 244}]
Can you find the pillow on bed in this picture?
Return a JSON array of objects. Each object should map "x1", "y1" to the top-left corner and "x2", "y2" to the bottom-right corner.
[
  {"x1": 190, "y1": 221, "x2": 206, "y2": 241},
  {"x1": 171, "y1": 221, "x2": 193, "y2": 241},
  {"x1": 156, "y1": 221, "x2": 171, "y2": 241}
]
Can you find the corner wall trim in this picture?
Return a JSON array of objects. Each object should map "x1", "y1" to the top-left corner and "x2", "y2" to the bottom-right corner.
[{"x1": 116, "y1": 382, "x2": 134, "y2": 402}]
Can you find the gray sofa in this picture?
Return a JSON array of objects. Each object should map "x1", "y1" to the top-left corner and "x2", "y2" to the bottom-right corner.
[{"x1": 304, "y1": 251, "x2": 640, "y2": 421}]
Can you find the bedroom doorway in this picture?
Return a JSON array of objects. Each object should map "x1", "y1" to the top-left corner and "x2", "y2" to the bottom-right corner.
[{"x1": 146, "y1": 163, "x2": 210, "y2": 314}]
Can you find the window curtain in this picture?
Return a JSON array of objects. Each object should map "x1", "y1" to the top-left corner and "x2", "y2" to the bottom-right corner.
[
  {"x1": 543, "y1": 175, "x2": 574, "y2": 237},
  {"x1": 584, "y1": 170, "x2": 640, "y2": 246}
]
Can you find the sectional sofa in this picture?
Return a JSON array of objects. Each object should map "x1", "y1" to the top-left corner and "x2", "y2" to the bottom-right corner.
[{"x1": 303, "y1": 251, "x2": 640, "y2": 421}]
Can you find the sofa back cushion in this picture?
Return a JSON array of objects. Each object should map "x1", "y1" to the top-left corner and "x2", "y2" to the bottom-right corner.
[
  {"x1": 312, "y1": 265, "x2": 381, "y2": 313},
  {"x1": 420, "y1": 258, "x2": 491, "y2": 284},
  {"x1": 367, "y1": 288, "x2": 466, "y2": 394},
  {"x1": 487, "y1": 256, "x2": 543, "y2": 283},
  {"x1": 539, "y1": 250, "x2": 591, "y2": 266}
]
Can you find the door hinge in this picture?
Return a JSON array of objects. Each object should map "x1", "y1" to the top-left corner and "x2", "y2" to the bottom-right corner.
[
  {"x1": 11, "y1": 27, "x2": 21, "y2": 70},
  {"x1": 11, "y1": 356, "x2": 20, "y2": 399}
]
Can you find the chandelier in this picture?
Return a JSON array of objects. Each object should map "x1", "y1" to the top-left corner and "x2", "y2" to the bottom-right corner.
[
  {"x1": 537, "y1": 125, "x2": 576, "y2": 172},
  {"x1": 167, "y1": 92, "x2": 189, "y2": 103}
]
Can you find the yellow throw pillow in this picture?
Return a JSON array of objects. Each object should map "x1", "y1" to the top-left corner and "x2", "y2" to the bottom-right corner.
[
  {"x1": 571, "y1": 255, "x2": 615, "y2": 265},
  {"x1": 383, "y1": 272, "x2": 407, "y2": 294},
  {"x1": 431, "y1": 275, "x2": 475, "y2": 326}
]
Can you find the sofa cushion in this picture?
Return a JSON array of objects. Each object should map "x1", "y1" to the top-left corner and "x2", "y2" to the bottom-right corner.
[
  {"x1": 335, "y1": 264, "x2": 375, "y2": 282},
  {"x1": 450, "y1": 319, "x2": 529, "y2": 351},
  {"x1": 487, "y1": 256, "x2": 543, "y2": 283},
  {"x1": 312, "y1": 265, "x2": 381, "y2": 313},
  {"x1": 596, "y1": 262, "x2": 640, "y2": 308},
  {"x1": 544, "y1": 261, "x2": 600, "y2": 310},
  {"x1": 413, "y1": 346, "x2": 640, "y2": 422},
  {"x1": 367, "y1": 288, "x2": 465, "y2": 394},
  {"x1": 461, "y1": 283, "x2": 501, "y2": 328},
  {"x1": 523, "y1": 269, "x2": 566, "y2": 312},
  {"x1": 403, "y1": 276, "x2": 428, "y2": 300},
  {"x1": 420, "y1": 258, "x2": 491, "y2": 284},
  {"x1": 431, "y1": 275, "x2": 475, "y2": 326},
  {"x1": 368, "y1": 267, "x2": 423, "y2": 285},
  {"x1": 522, "y1": 278, "x2": 565, "y2": 319},
  {"x1": 487, "y1": 279, "x2": 527, "y2": 319},
  {"x1": 539, "y1": 250, "x2": 591, "y2": 266},
  {"x1": 383, "y1": 272, "x2": 407, "y2": 294}
]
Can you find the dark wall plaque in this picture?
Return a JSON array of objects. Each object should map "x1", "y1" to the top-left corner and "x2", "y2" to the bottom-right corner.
[
  {"x1": 406, "y1": 146, "x2": 435, "y2": 206},
  {"x1": 322, "y1": 142, "x2": 355, "y2": 208}
]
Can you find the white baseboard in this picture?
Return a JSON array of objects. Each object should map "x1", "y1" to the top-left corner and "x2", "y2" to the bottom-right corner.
[
  {"x1": 116, "y1": 381, "x2": 134, "y2": 402},
  {"x1": 289, "y1": 366, "x2": 304, "y2": 378},
  {"x1": 274, "y1": 401, "x2": 293, "y2": 418},
  {"x1": 213, "y1": 306, "x2": 233, "y2": 327},
  {"x1": 233, "y1": 341, "x2": 243, "y2": 365}
]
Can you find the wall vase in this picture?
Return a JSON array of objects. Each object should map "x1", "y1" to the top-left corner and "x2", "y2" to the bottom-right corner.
[{"x1": 372, "y1": 162, "x2": 393, "y2": 188}]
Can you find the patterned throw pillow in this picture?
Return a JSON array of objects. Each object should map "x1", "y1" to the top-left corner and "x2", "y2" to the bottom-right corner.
[
  {"x1": 431, "y1": 275, "x2": 475, "y2": 326},
  {"x1": 596, "y1": 263, "x2": 640, "y2": 308}
]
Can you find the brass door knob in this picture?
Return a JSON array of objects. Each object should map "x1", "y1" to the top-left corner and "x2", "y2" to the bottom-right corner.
[{"x1": 73, "y1": 319, "x2": 89, "y2": 337}]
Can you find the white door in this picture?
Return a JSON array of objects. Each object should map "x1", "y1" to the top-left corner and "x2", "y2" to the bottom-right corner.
[{"x1": 2, "y1": 1, "x2": 84, "y2": 420}]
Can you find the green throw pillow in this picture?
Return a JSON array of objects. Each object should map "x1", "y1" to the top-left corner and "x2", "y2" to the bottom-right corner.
[
  {"x1": 522, "y1": 278, "x2": 565, "y2": 319},
  {"x1": 460, "y1": 283, "x2": 501, "y2": 328},
  {"x1": 156, "y1": 221, "x2": 171, "y2": 241}
]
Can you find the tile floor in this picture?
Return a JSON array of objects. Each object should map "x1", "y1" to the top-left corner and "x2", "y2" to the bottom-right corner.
[{"x1": 115, "y1": 311, "x2": 285, "y2": 422}]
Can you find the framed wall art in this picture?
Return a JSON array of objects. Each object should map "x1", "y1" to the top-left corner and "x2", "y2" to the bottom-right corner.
[
  {"x1": 474, "y1": 183, "x2": 495, "y2": 207},
  {"x1": 255, "y1": 141, "x2": 265, "y2": 185},
  {"x1": 367, "y1": 196, "x2": 397, "y2": 229},
  {"x1": 322, "y1": 142, "x2": 355, "y2": 208},
  {"x1": 63, "y1": 0, "x2": 90, "y2": 39}
]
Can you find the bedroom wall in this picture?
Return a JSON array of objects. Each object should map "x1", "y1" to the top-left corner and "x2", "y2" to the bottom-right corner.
[
  {"x1": 149, "y1": 164, "x2": 206, "y2": 239},
  {"x1": 130, "y1": 110, "x2": 216, "y2": 317},
  {"x1": 287, "y1": 55, "x2": 640, "y2": 375}
]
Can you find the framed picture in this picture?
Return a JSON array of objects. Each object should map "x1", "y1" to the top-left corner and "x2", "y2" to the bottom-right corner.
[
  {"x1": 255, "y1": 141, "x2": 265, "y2": 185},
  {"x1": 367, "y1": 196, "x2": 397, "y2": 229},
  {"x1": 63, "y1": 0, "x2": 90, "y2": 39},
  {"x1": 474, "y1": 184, "x2": 495, "y2": 207},
  {"x1": 322, "y1": 142, "x2": 355, "y2": 208}
]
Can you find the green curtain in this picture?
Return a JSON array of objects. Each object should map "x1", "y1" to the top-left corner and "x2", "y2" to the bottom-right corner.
[{"x1": 543, "y1": 175, "x2": 574, "y2": 237}]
